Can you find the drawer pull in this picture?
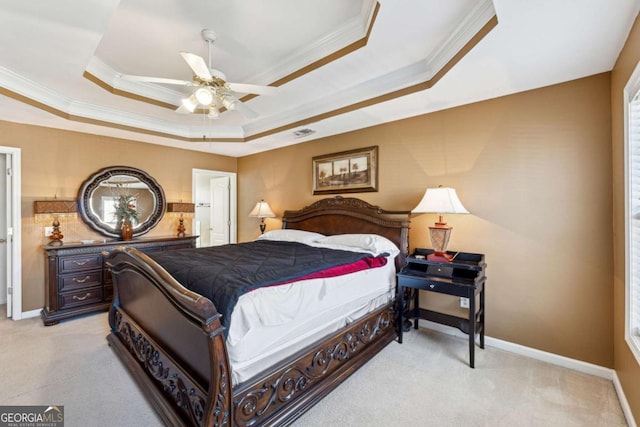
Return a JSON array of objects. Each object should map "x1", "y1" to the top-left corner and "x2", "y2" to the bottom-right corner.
[
  {"x1": 72, "y1": 260, "x2": 90, "y2": 266},
  {"x1": 72, "y1": 276, "x2": 91, "y2": 284},
  {"x1": 72, "y1": 293, "x2": 91, "y2": 301}
]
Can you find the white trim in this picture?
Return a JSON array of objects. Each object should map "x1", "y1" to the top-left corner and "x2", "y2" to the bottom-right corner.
[
  {"x1": 20, "y1": 308, "x2": 42, "y2": 320},
  {"x1": 0, "y1": 146, "x2": 21, "y2": 320},
  {"x1": 613, "y1": 371, "x2": 638, "y2": 427},
  {"x1": 623, "y1": 58, "x2": 640, "y2": 366},
  {"x1": 419, "y1": 321, "x2": 639, "y2": 426},
  {"x1": 418, "y1": 320, "x2": 613, "y2": 379}
]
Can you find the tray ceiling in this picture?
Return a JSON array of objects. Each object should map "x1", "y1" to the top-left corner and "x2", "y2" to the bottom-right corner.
[{"x1": 0, "y1": 0, "x2": 638, "y2": 157}]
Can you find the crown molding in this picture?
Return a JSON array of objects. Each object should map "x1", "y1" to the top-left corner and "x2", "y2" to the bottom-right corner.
[
  {"x1": 85, "y1": 57, "x2": 184, "y2": 107},
  {"x1": 243, "y1": 3, "x2": 498, "y2": 140},
  {"x1": 245, "y1": 0, "x2": 379, "y2": 85},
  {"x1": 0, "y1": 0, "x2": 496, "y2": 146},
  {"x1": 424, "y1": 0, "x2": 497, "y2": 79}
]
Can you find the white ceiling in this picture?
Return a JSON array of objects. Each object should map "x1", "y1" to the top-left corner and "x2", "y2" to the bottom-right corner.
[{"x1": 0, "y1": 0, "x2": 638, "y2": 158}]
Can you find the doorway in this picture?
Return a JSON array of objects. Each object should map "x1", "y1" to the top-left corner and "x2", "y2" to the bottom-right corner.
[
  {"x1": 192, "y1": 169, "x2": 236, "y2": 247},
  {"x1": 0, "y1": 146, "x2": 22, "y2": 319}
]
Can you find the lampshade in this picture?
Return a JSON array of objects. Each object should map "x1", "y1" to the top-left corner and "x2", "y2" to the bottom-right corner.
[
  {"x1": 249, "y1": 201, "x2": 276, "y2": 218},
  {"x1": 34, "y1": 200, "x2": 78, "y2": 215},
  {"x1": 34, "y1": 200, "x2": 77, "y2": 247},
  {"x1": 181, "y1": 94, "x2": 198, "y2": 113},
  {"x1": 249, "y1": 200, "x2": 276, "y2": 234},
  {"x1": 412, "y1": 187, "x2": 469, "y2": 263},
  {"x1": 167, "y1": 202, "x2": 195, "y2": 214},
  {"x1": 411, "y1": 187, "x2": 469, "y2": 214},
  {"x1": 221, "y1": 95, "x2": 238, "y2": 111}
]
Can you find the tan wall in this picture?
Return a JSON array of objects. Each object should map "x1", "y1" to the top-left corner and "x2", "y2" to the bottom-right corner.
[
  {"x1": 611, "y1": 13, "x2": 640, "y2": 425},
  {"x1": 238, "y1": 73, "x2": 614, "y2": 367},
  {"x1": 1, "y1": 121, "x2": 237, "y2": 312}
]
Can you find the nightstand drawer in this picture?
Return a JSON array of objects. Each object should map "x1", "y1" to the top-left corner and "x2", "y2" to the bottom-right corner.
[
  {"x1": 59, "y1": 254, "x2": 102, "y2": 273},
  {"x1": 59, "y1": 288, "x2": 103, "y2": 309},
  {"x1": 59, "y1": 271, "x2": 102, "y2": 291},
  {"x1": 398, "y1": 275, "x2": 466, "y2": 295}
]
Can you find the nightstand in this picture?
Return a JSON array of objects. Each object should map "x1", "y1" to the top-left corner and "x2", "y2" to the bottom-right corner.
[{"x1": 397, "y1": 249, "x2": 486, "y2": 367}]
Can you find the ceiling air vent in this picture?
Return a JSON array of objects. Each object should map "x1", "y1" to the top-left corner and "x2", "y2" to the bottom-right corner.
[{"x1": 293, "y1": 128, "x2": 316, "y2": 138}]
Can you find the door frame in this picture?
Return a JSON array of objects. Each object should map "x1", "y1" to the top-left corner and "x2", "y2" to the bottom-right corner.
[
  {"x1": 0, "y1": 146, "x2": 22, "y2": 319},
  {"x1": 192, "y1": 169, "x2": 237, "y2": 244}
]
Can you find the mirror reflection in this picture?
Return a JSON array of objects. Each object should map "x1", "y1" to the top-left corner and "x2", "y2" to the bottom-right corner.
[
  {"x1": 78, "y1": 166, "x2": 166, "y2": 238},
  {"x1": 89, "y1": 175, "x2": 155, "y2": 229}
]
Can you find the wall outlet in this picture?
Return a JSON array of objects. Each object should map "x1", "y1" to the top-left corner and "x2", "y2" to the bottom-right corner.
[
  {"x1": 460, "y1": 297, "x2": 470, "y2": 309},
  {"x1": 44, "y1": 226, "x2": 53, "y2": 237}
]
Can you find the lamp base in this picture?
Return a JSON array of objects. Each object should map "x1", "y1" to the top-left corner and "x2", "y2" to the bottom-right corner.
[
  {"x1": 427, "y1": 251, "x2": 453, "y2": 263},
  {"x1": 48, "y1": 238, "x2": 63, "y2": 247}
]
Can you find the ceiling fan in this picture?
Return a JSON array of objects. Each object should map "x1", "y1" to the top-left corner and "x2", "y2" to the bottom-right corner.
[{"x1": 119, "y1": 29, "x2": 277, "y2": 119}]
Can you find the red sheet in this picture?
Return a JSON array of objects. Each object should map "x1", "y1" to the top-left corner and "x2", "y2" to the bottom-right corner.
[{"x1": 257, "y1": 255, "x2": 388, "y2": 290}]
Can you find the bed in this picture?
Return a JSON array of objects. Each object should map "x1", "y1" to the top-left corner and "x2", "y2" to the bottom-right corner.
[{"x1": 105, "y1": 196, "x2": 410, "y2": 426}]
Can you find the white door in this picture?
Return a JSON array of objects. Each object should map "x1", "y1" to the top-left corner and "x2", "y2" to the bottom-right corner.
[
  {"x1": 0, "y1": 154, "x2": 7, "y2": 313},
  {"x1": 210, "y1": 176, "x2": 230, "y2": 246},
  {"x1": 193, "y1": 169, "x2": 237, "y2": 247},
  {"x1": 0, "y1": 147, "x2": 20, "y2": 319}
]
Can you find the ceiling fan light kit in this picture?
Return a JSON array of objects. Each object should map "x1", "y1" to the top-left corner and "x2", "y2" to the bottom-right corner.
[
  {"x1": 181, "y1": 94, "x2": 199, "y2": 113},
  {"x1": 119, "y1": 28, "x2": 277, "y2": 120},
  {"x1": 194, "y1": 87, "x2": 213, "y2": 105}
]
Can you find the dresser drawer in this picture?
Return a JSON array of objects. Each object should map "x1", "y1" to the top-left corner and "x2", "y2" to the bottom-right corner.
[
  {"x1": 59, "y1": 254, "x2": 102, "y2": 273},
  {"x1": 59, "y1": 288, "x2": 103, "y2": 309},
  {"x1": 59, "y1": 271, "x2": 102, "y2": 291}
]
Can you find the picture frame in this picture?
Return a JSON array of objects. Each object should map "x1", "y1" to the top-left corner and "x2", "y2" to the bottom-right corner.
[{"x1": 312, "y1": 146, "x2": 378, "y2": 195}]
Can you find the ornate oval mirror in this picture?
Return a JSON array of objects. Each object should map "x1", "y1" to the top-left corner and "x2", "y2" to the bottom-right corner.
[{"x1": 78, "y1": 166, "x2": 166, "y2": 238}]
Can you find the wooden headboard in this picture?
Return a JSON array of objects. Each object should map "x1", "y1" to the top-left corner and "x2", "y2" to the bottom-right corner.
[{"x1": 282, "y1": 196, "x2": 411, "y2": 270}]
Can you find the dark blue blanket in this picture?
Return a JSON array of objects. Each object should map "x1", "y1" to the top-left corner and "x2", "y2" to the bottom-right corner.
[{"x1": 148, "y1": 240, "x2": 372, "y2": 335}]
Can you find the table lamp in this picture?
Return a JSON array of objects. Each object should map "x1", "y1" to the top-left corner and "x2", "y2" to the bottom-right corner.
[
  {"x1": 249, "y1": 200, "x2": 276, "y2": 234},
  {"x1": 167, "y1": 202, "x2": 195, "y2": 237},
  {"x1": 34, "y1": 199, "x2": 78, "y2": 246},
  {"x1": 412, "y1": 186, "x2": 469, "y2": 262}
]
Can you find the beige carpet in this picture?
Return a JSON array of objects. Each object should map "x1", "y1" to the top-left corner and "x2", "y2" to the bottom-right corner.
[{"x1": 0, "y1": 308, "x2": 626, "y2": 427}]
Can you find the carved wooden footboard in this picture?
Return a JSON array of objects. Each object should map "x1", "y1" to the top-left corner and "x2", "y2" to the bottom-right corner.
[
  {"x1": 106, "y1": 247, "x2": 231, "y2": 426},
  {"x1": 106, "y1": 197, "x2": 410, "y2": 426}
]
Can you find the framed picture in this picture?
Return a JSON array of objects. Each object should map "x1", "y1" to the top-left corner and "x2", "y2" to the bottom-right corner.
[{"x1": 312, "y1": 146, "x2": 378, "y2": 195}]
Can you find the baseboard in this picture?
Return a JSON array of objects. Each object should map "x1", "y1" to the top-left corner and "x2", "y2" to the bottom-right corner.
[
  {"x1": 418, "y1": 320, "x2": 640, "y2": 426},
  {"x1": 417, "y1": 320, "x2": 613, "y2": 379},
  {"x1": 20, "y1": 308, "x2": 42, "y2": 320},
  {"x1": 613, "y1": 371, "x2": 638, "y2": 427}
]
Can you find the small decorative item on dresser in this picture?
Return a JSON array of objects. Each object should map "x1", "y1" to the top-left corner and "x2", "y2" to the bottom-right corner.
[
  {"x1": 120, "y1": 220, "x2": 134, "y2": 240},
  {"x1": 167, "y1": 202, "x2": 196, "y2": 237},
  {"x1": 113, "y1": 194, "x2": 139, "y2": 240}
]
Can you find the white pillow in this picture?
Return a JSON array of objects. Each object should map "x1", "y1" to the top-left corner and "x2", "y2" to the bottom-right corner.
[
  {"x1": 258, "y1": 229, "x2": 325, "y2": 244},
  {"x1": 314, "y1": 234, "x2": 400, "y2": 257}
]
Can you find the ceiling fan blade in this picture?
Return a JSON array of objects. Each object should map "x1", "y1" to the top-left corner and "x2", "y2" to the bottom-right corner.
[
  {"x1": 120, "y1": 75, "x2": 193, "y2": 86},
  {"x1": 227, "y1": 82, "x2": 278, "y2": 96},
  {"x1": 180, "y1": 52, "x2": 212, "y2": 81}
]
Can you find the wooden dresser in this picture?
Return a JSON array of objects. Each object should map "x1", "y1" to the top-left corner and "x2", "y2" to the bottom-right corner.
[{"x1": 41, "y1": 235, "x2": 197, "y2": 325}]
